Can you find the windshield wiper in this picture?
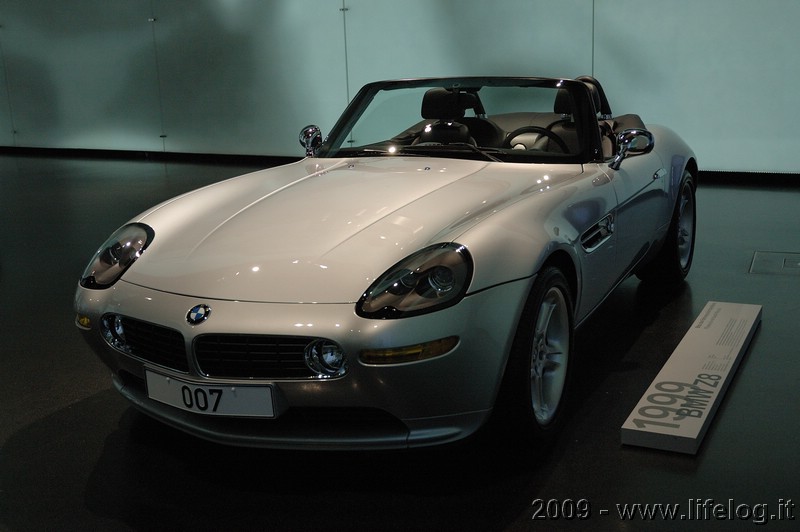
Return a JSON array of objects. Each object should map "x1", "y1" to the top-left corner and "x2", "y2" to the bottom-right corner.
[
  {"x1": 336, "y1": 148, "x2": 395, "y2": 157},
  {"x1": 448, "y1": 143, "x2": 504, "y2": 162},
  {"x1": 336, "y1": 147, "x2": 437, "y2": 158},
  {"x1": 401, "y1": 143, "x2": 503, "y2": 162}
]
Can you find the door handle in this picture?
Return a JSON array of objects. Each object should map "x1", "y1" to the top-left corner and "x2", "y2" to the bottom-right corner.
[{"x1": 653, "y1": 168, "x2": 668, "y2": 180}]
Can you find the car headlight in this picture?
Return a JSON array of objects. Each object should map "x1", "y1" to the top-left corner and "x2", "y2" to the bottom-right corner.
[
  {"x1": 356, "y1": 243, "x2": 472, "y2": 319},
  {"x1": 80, "y1": 223, "x2": 154, "y2": 289}
]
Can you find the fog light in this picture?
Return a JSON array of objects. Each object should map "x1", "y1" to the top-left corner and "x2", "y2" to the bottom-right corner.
[
  {"x1": 304, "y1": 339, "x2": 347, "y2": 378},
  {"x1": 101, "y1": 314, "x2": 132, "y2": 354},
  {"x1": 360, "y1": 336, "x2": 459, "y2": 365}
]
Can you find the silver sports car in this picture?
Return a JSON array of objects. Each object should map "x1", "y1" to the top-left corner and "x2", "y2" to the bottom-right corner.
[{"x1": 74, "y1": 76, "x2": 697, "y2": 449}]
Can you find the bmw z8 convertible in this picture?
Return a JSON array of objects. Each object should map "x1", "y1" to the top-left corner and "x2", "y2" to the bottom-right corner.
[{"x1": 74, "y1": 76, "x2": 697, "y2": 449}]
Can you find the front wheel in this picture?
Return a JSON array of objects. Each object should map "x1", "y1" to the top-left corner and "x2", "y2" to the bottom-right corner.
[{"x1": 502, "y1": 267, "x2": 574, "y2": 437}]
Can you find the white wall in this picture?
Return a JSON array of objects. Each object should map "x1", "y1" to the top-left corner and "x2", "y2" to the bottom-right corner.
[
  {"x1": 0, "y1": 0, "x2": 796, "y2": 172},
  {"x1": 594, "y1": 0, "x2": 800, "y2": 173}
]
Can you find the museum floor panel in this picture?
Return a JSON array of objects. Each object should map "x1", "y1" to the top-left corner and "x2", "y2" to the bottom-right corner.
[{"x1": 1, "y1": 154, "x2": 797, "y2": 531}]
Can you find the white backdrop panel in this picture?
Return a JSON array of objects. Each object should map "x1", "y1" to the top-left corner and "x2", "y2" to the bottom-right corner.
[
  {"x1": 0, "y1": 0, "x2": 797, "y2": 171},
  {"x1": 153, "y1": 0, "x2": 347, "y2": 156},
  {"x1": 594, "y1": 0, "x2": 800, "y2": 172},
  {"x1": 0, "y1": 0, "x2": 163, "y2": 151},
  {"x1": 344, "y1": 0, "x2": 592, "y2": 94},
  {"x1": 0, "y1": 31, "x2": 14, "y2": 147}
]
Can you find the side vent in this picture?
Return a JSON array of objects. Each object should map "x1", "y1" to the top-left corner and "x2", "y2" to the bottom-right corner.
[{"x1": 581, "y1": 213, "x2": 615, "y2": 253}]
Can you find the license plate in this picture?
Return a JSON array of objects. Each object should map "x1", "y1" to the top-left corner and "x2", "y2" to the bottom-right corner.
[{"x1": 145, "y1": 370, "x2": 275, "y2": 418}]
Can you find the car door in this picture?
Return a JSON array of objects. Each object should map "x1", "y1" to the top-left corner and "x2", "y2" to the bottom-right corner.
[
  {"x1": 565, "y1": 166, "x2": 622, "y2": 322},
  {"x1": 606, "y1": 152, "x2": 669, "y2": 275}
]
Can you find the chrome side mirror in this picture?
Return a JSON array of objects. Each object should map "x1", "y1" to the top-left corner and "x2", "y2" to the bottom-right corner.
[
  {"x1": 610, "y1": 128, "x2": 654, "y2": 170},
  {"x1": 299, "y1": 125, "x2": 323, "y2": 157}
]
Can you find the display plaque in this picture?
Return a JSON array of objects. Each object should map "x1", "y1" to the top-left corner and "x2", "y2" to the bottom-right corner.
[{"x1": 621, "y1": 301, "x2": 762, "y2": 454}]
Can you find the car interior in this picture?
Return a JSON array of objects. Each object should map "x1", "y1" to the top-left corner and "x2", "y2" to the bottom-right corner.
[{"x1": 394, "y1": 77, "x2": 648, "y2": 161}]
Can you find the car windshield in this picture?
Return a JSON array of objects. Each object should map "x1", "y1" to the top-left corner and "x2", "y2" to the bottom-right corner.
[{"x1": 318, "y1": 78, "x2": 595, "y2": 163}]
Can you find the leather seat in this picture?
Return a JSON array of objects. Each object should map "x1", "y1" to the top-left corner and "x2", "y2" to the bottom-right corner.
[{"x1": 417, "y1": 88, "x2": 504, "y2": 146}]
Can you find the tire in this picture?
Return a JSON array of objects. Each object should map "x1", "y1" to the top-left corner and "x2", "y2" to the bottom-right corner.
[
  {"x1": 636, "y1": 171, "x2": 696, "y2": 283},
  {"x1": 502, "y1": 266, "x2": 574, "y2": 438}
]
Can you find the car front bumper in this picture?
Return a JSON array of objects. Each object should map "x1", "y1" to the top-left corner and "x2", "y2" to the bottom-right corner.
[{"x1": 74, "y1": 277, "x2": 531, "y2": 450}]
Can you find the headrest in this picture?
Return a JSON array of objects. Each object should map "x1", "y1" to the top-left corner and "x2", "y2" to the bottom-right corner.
[
  {"x1": 421, "y1": 88, "x2": 478, "y2": 120},
  {"x1": 554, "y1": 89, "x2": 573, "y2": 116},
  {"x1": 555, "y1": 86, "x2": 600, "y2": 117},
  {"x1": 583, "y1": 83, "x2": 602, "y2": 116},
  {"x1": 577, "y1": 75, "x2": 612, "y2": 116}
]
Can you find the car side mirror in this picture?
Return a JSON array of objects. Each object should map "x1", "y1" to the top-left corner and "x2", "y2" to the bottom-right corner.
[
  {"x1": 299, "y1": 125, "x2": 323, "y2": 157},
  {"x1": 609, "y1": 128, "x2": 654, "y2": 170}
]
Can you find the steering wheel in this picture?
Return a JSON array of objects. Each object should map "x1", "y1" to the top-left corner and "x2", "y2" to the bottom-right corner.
[{"x1": 502, "y1": 125, "x2": 569, "y2": 153}]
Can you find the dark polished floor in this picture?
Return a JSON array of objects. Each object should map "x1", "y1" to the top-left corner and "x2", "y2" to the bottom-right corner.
[{"x1": 1, "y1": 154, "x2": 798, "y2": 531}]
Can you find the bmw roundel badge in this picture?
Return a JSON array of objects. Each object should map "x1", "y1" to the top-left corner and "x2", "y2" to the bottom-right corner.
[{"x1": 186, "y1": 304, "x2": 211, "y2": 325}]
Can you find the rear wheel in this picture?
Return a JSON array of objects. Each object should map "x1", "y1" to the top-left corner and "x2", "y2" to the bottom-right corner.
[
  {"x1": 503, "y1": 267, "x2": 574, "y2": 437},
  {"x1": 636, "y1": 170, "x2": 696, "y2": 283}
]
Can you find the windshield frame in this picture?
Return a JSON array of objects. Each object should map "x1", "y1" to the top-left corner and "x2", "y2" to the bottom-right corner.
[{"x1": 317, "y1": 77, "x2": 602, "y2": 164}]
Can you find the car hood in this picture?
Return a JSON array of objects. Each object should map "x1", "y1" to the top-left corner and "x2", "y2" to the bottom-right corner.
[{"x1": 123, "y1": 157, "x2": 581, "y2": 303}]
